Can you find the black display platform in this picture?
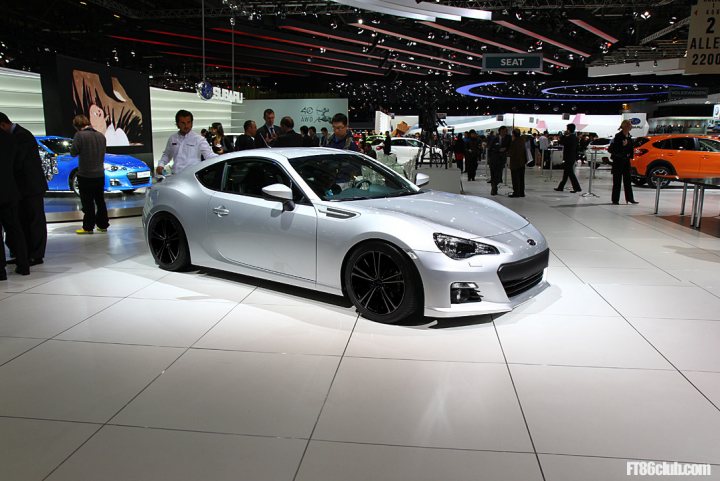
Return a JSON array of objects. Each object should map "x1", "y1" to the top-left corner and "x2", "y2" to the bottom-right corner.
[{"x1": 44, "y1": 191, "x2": 145, "y2": 222}]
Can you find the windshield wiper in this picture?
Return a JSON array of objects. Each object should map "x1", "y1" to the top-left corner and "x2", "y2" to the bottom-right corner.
[{"x1": 385, "y1": 191, "x2": 420, "y2": 198}]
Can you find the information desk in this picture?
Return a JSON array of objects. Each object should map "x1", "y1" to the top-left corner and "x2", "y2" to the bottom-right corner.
[{"x1": 653, "y1": 174, "x2": 720, "y2": 229}]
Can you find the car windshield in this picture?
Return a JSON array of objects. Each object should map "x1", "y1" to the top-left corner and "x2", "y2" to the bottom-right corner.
[
  {"x1": 40, "y1": 138, "x2": 73, "y2": 155},
  {"x1": 590, "y1": 139, "x2": 611, "y2": 146},
  {"x1": 289, "y1": 153, "x2": 419, "y2": 201}
]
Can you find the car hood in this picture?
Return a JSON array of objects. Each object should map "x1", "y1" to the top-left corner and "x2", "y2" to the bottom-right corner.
[
  {"x1": 57, "y1": 153, "x2": 148, "y2": 169},
  {"x1": 345, "y1": 190, "x2": 529, "y2": 238}
]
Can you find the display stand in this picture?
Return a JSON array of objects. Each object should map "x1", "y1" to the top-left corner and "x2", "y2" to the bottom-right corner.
[{"x1": 582, "y1": 150, "x2": 600, "y2": 198}]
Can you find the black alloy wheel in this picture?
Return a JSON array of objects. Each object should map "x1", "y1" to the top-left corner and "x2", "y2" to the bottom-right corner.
[
  {"x1": 70, "y1": 171, "x2": 80, "y2": 196},
  {"x1": 646, "y1": 164, "x2": 674, "y2": 189},
  {"x1": 148, "y1": 214, "x2": 190, "y2": 271},
  {"x1": 344, "y1": 241, "x2": 422, "y2": 324}
]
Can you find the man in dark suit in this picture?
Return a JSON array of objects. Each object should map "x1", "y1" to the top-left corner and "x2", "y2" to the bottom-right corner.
[
  {"x1": 234, "y1": 120, "x2": 258, "y2": 151},
  {"x1": 306, "y1": 126, "x2": 320, "y2": 147},
  {"x1": 0, "y1": 131, "x2": 30, "y2": 279},
  {"x1": 0, "y1": 112, "x2": 47, "y2": 265},
  {"x1": 554, "y1": 123, "x2": 582, "y2": 193},
  {"x1": 274, "y1": 116, "x2": 303, "y2": 147},
  {"x1": 487, "y1": 126, "x2": 511, "y2": 196},
  {"x1": 255, "y1": 109, "x2": 278, "y2": 148},
  {"x1": 383, "y1": 131, "x2": 392, "y2": 155}
]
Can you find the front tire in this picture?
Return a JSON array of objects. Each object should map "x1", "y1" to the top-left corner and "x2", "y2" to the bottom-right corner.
[
  {"x1": 344, "y1": 241, "x2": 422, "y2": 324},
  {"x1": 148, "y1": 213, "x2": 191, "y2": 271},
  {"x1": 69, "y1": 171, "x2": 80, "y2": 196}
]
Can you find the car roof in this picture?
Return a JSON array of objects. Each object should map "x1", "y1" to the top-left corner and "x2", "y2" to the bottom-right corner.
[
  {"x1": 208, "y1": 147, "x2": 362, "y2": 163},
  {"x1": 644, "y1": 134, "x2": 714, "y2": 140},
  {"x1": 36, "y1": 136, "x2": 71, "y2": 141}
]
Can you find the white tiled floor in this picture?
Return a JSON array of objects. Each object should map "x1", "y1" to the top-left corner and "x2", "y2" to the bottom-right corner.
[{"x1": 2, "y1": 166, "x2": 720, "y2": 480}]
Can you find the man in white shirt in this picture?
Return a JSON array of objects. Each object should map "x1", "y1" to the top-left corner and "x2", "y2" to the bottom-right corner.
[
  {"x1": 538, "y1": 131, "x2": 549, "y2": 168},
  {"x1": 156, "y1": 110, "x2": 217, "y2": 175}
]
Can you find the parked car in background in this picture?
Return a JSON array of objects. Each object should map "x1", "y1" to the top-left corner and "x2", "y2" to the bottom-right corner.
[
  {"x1": 36, "y1": 136, "x2": 152, "y2": 196},
  {"x1": 631, "y1": 134, "x2": 720, "y2": 187},
  {"x1": 143, "y1": 148, "x2": 549, "y2": 324},
  {"x1": 585, "y1": 138, "x2": 613, "y2": 168},
  {"x1": 371, "y1": 137, "x2": 443, "y2": 166}
]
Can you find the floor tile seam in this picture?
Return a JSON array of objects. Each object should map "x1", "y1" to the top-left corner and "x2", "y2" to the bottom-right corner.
[
  {"x1": 588, "y1": 284, "x2": 720, "y2": 415},
  {"x1": 680, "y1": 369, "x2": 720, "y2": 374},
  {"x1": 689, "y1": 280, "x2": 720, "y2": 302},
  {"x1": 550, "y1": 203, "x2": 684, "y2": 282},
  {"x1": 536, "y1": 451, "x2": 720, "y2": 466},
  {"x1": 20, "y1": 291, "x2": 130, "y2": 299},
  {"x1": 491, "y1": 317, "x2": 547, "y2": 481},
  {"x1": 188, "y1": 346, "x2": 344, "y2": 358},
  {"x1": 291, "y1": 313, "x2": 361, "y2": 481},
  {"x1": 0, "y1": 414, "x2": 104, "y2": 426},
  {"x1": 306, "y1": 437, "x2": 539, "y2": 455},
  {"x1": 105, "y1": 422, "x2": 311, "y2": 441},
  {"x1": 40, "y1": 298, "x2": 242, "y2": 479},
  {"x1": 0, "y1": 296, "x2": 128, "y2": 368}
]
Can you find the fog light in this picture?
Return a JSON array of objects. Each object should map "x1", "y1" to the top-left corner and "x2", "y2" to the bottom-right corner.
[
  {"x1": 450, "y1": 282, "x2": 483, "y2": 304},
  {"x1": 110, "y1": 179, "x2": 121, "y2": 186}
]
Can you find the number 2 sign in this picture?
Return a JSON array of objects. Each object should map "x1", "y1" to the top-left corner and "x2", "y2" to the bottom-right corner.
[{"x1": 686, "y1": 0, "x2": 720, "y2": 73}]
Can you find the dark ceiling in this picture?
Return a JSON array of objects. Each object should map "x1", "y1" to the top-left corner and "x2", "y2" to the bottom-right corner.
[{"x1": 1, "y1": 0, "x2": 707, "y2": 118}]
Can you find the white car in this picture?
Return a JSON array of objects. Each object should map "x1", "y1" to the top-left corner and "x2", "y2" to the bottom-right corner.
[
  {"x1": 373, "y1": 138, "x2": 443, "y2": 165},
  {"x1": 585, "y1": 138, "x2": 613, "y2": 168}
]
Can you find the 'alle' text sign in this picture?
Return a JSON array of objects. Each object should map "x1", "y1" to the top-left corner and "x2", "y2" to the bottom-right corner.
[{"x1": 686, "y1": 0, "x2": 720, "y2": 74}]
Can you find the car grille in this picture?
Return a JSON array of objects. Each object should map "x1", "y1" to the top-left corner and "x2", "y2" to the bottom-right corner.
[
  {"x1": 497, "y1": 249, "x2": 549, "y2": 298},
  {"x1": 127, "y1": 172, "x2": 150, "y2": 186}
]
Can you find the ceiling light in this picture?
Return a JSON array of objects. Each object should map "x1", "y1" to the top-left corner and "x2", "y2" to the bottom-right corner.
[
  {"x1": 358, "y1": 18, "x2": 363, "y2": 24},
  {"x1": 640, "y1": 11, "x2": 651, "y2": 20}
]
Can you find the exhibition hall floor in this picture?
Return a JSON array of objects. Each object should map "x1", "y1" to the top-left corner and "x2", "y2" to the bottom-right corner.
[{"x1": 2, "y1": 166, "x2": 720, "y2": 481}]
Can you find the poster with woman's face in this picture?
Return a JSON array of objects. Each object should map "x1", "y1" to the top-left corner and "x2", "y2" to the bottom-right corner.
[
  {"x1": 72, "y1": 69, "x2": 143, "y2": 147},
  {"x1": 42, "y1": 56, "x2": 153, "y2": 160}
]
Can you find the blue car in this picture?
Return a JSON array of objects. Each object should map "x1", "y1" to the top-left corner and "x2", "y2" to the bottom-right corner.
[{"x1": 36, "y1": 136, "x2": 152, "y2": 196}]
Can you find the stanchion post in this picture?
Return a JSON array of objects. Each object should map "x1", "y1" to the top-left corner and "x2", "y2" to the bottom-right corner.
[
  {"x1": 582, "y1": 152, "x2": 599, "y2": 198},
  {"x1": 680, "y1": 183, "x2": 688, "y2": 215}
]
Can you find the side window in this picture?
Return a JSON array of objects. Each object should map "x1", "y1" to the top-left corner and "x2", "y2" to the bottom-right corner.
[
  {"x1": 698, "y1": 138, "x2": 720, "y2": 152},
  {"x1": 407, "y1": 139, "x2": 422, "y2": 148},
  {"x1": 195, "y1": 162, "x2": 225, "y2": 191},
  {"x1": 653, "y1": 139, "x2": 672, "y2": 150},
  {"x1": 669, "y1": 138, "x2": 696, "y2": 151},
  {"x1": 392, "y1": 139, "x2": 408, "y2": 147},
  {"x1": 222, "y1": 159, "x2": 305, "y2": 202}
]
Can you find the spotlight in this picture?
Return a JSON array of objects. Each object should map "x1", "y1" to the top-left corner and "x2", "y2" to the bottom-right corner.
[
  {"x1": 640, "y1": 10, "x2": 651, "y2": 20},
  {"x1": 330, "y1": 21, "x2": 338, "y2": 29},
  {"x1": 358, "y1": 18, "x2": 363, "y2": 24}
]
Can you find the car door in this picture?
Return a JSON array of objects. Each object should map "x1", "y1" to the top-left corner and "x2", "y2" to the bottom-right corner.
[
  {"x1": 391, "y1": 138, "x2": 414, "y2": 165},
  {"x1": 666, "y1": 137, "x2": 700, "y2": 176},
  {"x1": 206, "y1": 157, "x2": 318, "y2": 281},
  {"x1": 697, "y1": 138, "x2": 720, "y2": 176}
]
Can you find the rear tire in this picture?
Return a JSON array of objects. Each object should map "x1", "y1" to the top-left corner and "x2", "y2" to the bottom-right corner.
[
  {"x1": 645, "y1": 164, "x2": 674, "y2": 189},
  {"x1": 69, "y1": 171, "x2": 80, "y2": 197},
  {"x1": 344, "y1": 241, "x2": 422, "y2": 324},
  {"x1": 148, "y1": 213, "x2": 191, "y2": 271}
]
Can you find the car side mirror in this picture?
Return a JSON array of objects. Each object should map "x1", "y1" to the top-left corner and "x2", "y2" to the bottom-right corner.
[
  {"x1": 262, "y1": 183, "x2": 295, "y2": 211},
  {"x1": 415, "y1": 173, "x2": 430, "y2": 187}
]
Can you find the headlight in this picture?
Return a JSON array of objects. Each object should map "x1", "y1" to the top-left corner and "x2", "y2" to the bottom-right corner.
[
  {"x1": 103, "y1": 163, "x2": 126, "y2": 171},
  {"x1": 433, "y1": 233, "x2": 499, "y2": 259}
]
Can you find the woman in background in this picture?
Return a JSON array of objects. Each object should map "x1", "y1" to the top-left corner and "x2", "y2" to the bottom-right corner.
[
  {"x1": 609, "y1": 119, "x2": 638, "y2": 205},
  {"x1": 453, "y1": 132, "x2": 465, "y2": 172},
  {"x1": 210, "y1": 122, "x2": 234, "y2": 155}
]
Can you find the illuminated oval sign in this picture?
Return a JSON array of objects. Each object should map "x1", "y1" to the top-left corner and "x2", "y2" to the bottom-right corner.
[
  {"x1": 196, "y1": 80, "x2": 213, "y2": 101},
  {"x1": 631, "y1": 117, "x2": 642, "y2": 125}
]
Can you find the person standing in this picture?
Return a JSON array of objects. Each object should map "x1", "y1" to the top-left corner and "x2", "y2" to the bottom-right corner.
[
  {"x1": 319, "y1": 127, "x2": 330, "y2": 146},
  {"x1": 70, "y1": 115, "x2": 109, "y2": 234},
  {"x1": 327, "y1": 113, "x2": 360, "y2": 151},
  {"x1": 554, "y1": 123, "x2": 582, "y2": 193},
  {"x1": 465, "y1": 130, "x2": 480, "y2": 181},
  {"x1": 306, "y1": 126, "x2": 320, "y2": 147},
  {"x1": 256, "y1": 109, "x2": 278, "y2": 148},
  {"x1": 274, "y1": 116, "x2": 303, "y2": 147},
  {"x1": 487, "y1": 126, "x2": 511, "y2": 196},
  {"x1": 452, "y1": 132, "x2": 465, "y2": 172},
  {"x1": 609, "y1": 120, "x2": 638, "y2": 205},
  {"x1": 210, "y1": 122, "x2": 234, "y2": 154},
  {"x1": 538, "y1": 131, "x2": 549, "y2": 168},
  {"x1": 0, "y1": 131, "x2": 30, "y2": 278},
  {"x1": 508, "y1": 129, "x2": 528, "y2": 197},
  {"x1": 383, "y1": 131, "x2": 392, "y2": 156},
  {"x1": 156, "y1": 110, "x2": 217, "y2": 176},
  {"x1": 234, "y1": 120, "x2": 257, "y2": 151},
  {"x1": 0, "y1": 112, "x2": 47, "y2": 266}
]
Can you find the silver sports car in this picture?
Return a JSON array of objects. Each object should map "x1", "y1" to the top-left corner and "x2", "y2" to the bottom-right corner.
[{"x1": 143, "y1": 148, "x2": 549, "y2": 323}]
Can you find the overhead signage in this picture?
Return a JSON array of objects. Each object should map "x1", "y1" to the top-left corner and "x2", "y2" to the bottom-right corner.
[
  {"x1": 686, "y1": 0, "x2": 720, "y2": 74},
  {"x1": 482, "y1": 53, "x2": 543, "y2": 72},
  {"x1": 667, "y1": 86, "x2": 709, "y2": 100}
]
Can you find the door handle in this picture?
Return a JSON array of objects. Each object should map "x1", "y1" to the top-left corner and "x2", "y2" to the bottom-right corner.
[{"x1": 212, "y1": 206, "x2": 230, "y2": 217}]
